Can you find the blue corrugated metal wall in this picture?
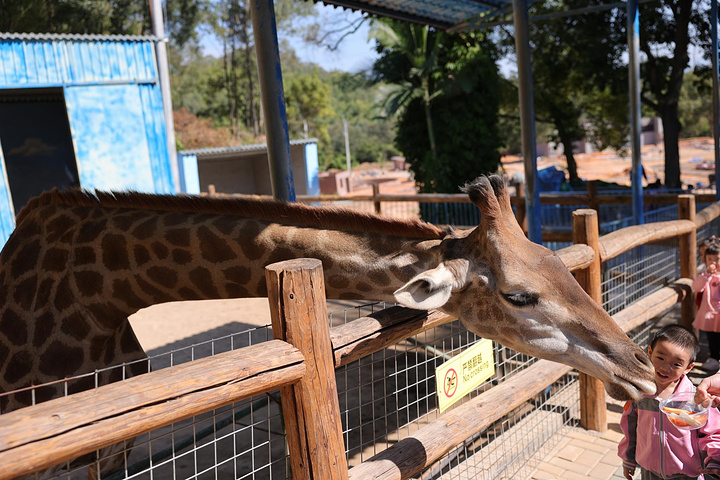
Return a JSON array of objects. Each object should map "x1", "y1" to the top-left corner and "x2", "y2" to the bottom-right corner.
[
  {"x1": 0, "y1": 36, "x2": 157, "y2": 87},
  {"x1": 0, "y1": 34, "x2": 174, "y2": 245}
]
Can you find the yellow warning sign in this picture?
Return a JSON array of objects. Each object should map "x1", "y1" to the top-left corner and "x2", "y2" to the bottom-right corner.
[{"x1": 436, "y1": 339, "x2": 494, "y2": 413}]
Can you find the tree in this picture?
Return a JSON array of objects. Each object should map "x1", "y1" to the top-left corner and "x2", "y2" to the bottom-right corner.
[
  {"x1": 495, "y1": 0, "x2": 630, "y2": 183},
  {"x1": 373, "y1": 22, "x2": 502, "y2": 193},
  {"x1": 678, "y1": 70, "x2": 712, "y2": 138},
  {"x1": 371, "y1": 21, "x2": 442, "y2": 163},
  {"x1": 285, "y1": 71, "x2": 334, "y2": 143},
  {"x1": 574, "y1": 0, "x2": 708, "y2": 188}
]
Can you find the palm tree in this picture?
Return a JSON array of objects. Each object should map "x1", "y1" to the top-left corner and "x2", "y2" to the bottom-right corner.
[{"x1": 370, "y1": 20, "x2": 444, "y2": 162}]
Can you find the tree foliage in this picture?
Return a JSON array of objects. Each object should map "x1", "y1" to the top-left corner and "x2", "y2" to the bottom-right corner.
[
  {"x1": 679, "y1": 70, "x2": 712, "y2": 139},
  {"x1": 285, "y1": 71, "x2": 334, "y2": 143},
  {"x1": 372, "y1": 21, "x2": 502, "y2": 193}
]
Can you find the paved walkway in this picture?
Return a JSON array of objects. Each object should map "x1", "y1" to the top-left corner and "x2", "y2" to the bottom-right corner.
[{"x1": 529, "y1": 396, "x2": 632, "y2": 479}]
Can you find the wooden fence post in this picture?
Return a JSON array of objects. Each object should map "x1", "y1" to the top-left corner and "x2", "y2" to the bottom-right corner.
[
  {"x1": 265, "y1": 258, "x2": 349, "y2": 480},
  {"x1": 678, "y1": 195, "x2": 697, "y2": 329},
  {"x1": 372, "y1": 184, "x2": 382, "y2": 215},
  {"x1": 572, "y1": 209, "x2": 607, "y2": 432}
]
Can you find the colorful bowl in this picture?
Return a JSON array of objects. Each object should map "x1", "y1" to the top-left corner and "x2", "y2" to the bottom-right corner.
[{"x1": 659, "y1": 391, "x2": 709, "y2": 430}]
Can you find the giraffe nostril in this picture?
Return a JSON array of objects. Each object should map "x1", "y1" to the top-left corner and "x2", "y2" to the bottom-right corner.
[{"x1": 635, "y1": 350, "x2": 652, "y2": 368}]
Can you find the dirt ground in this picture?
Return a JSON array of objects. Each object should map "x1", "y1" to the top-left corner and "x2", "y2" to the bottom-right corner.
[
  {"x1": 501, "y1": 137, "x2": 717, "y2": 189},
  {"x1": 338, "y1": 137, "x2": 719, "y2": 202}
]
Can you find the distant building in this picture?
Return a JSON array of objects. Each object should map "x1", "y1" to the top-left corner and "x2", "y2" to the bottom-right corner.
[
  {"x1": 0, "y1": 32, "x2": 176, "y2": 244},
  {"x1": 177, "y1": 139, "x2": 319, "y2": 196}
]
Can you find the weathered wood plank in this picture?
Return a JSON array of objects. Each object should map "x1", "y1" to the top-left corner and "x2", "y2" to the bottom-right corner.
[
  {"x1": 613, "y1": 279, "x2": 692, "y2": 333},
  {"x1": 696, "y1": 201, "x2": 720, "y2": 228},
  {"x1": 330, "y1": 308, "x2": 455, "y2": 368},
  {"x1": 266, "y1": 258, "x2": 349, "y2": 480},
  {"x1": 556, "y1": 244, "x2": 595, "y2": 271},
  {"x1": 572, "y1": 209, "x2": 606, "y2": 431},
  {"x1": 347, "y1": 359, "x2": 573, "y2": 480},
  {"x1": 0, "y1": 340, "x2": 305, "y2": 479},
  {"x1": 598, "y1": 220, "x2": 695, "y2": 262}
]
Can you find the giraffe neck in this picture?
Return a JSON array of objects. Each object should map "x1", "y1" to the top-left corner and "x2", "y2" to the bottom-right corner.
[{"x1": 0, "y1": 195, "x2": 446, "y2": 409}]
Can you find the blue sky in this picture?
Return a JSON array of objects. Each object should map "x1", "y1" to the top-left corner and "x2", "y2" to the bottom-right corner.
[
  {"x1": 288, "y1": 6, "x2": 380, "y2": 73},
  {"x1": 199, "y1": 6, "x2": 379, "y2": 74}
]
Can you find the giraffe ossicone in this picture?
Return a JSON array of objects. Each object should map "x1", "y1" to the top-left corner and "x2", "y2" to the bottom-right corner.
[{"x1": 0, "y1": 175, "x2": 655, "y2": 419}]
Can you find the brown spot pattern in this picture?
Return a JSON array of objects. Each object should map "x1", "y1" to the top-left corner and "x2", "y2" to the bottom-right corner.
[
  {"x1": 74, "y1": 246, "x2": 96, "y2": 265},
  {"x1": 147, "y1": 266, "x2": 178, "y2": 288},
  {"x1": 1, "y1": 308, "x2": 27, "y2": 345},
  {"x1": 6, "y1": 350, "x2": 33, "y2": 384},
  {"x1": 74, "y1": 271, "x2": 104, "y2": 297},
  {"x1": 189, "y1": 267, "x2": 218, "y2": 298},
  {"x1": 33, "y1": 312, "x2": 55, "y2": 348},
  {"x1": 60, "y1": 312, "x2": 91, "y2": 340},
  {"x1": 198, "y1": 226, "x2": 235, "y2": 263},
  {"x1": 11, "y1": 240, "x2": 40, "y2": 278},
  {"x1": 102, "y1": 234, "x2": 131, "y2": 271},
  {"x1": 131, "y1": 217, "x2": 158, "y2": 240},
  {"x1": 13, "y1": 275, "x2": 37, "y2": 310},
  {"x1": 39, "y1": 341, "x2": 84, "y2": 377}
]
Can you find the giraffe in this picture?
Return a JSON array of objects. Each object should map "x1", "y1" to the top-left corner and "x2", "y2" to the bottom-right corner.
[{"x1": 0, "y1": 175, "x2": 655, "y2": 418}]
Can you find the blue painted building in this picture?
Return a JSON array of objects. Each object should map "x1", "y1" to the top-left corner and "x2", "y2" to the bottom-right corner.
[{"x1": 0, "y1": 32, "x2": 176, "y2": 244}]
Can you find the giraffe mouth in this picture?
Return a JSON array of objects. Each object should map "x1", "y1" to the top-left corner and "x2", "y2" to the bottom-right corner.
[{"x1": 608, "y1": 372, "x2": 656, "y2": 401}]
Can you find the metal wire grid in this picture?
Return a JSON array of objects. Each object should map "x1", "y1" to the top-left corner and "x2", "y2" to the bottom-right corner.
[
  {"x1": 335, "y1": 316, "x2": 551, "y2": 478},
  {"x1": 601, "y1": 240, "x2": 680, "y2": 315},
  {"x1": 15, "y1": 325, "x2": 292, "y2": 480},
  {"x1": 417, "y1": 371, "x2": 579, "y2": 480}
]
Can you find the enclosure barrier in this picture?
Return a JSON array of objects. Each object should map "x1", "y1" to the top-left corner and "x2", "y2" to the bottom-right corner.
[
  {"x1": 0, "y1": 341, "x2": 306, "y2": 479},
  {"x1": 2, "y1": 195, "x2": 720, "y2": 479},
  {"x1": 296, "y1": 182, "x2": 719, "y2": 242}
]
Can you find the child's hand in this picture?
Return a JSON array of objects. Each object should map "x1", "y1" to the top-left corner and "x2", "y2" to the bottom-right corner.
[
  {"x1": 623, "y1": 466, "x2": 635, "y2": 479},
  {"x1": 709, "y1": 263, "x2": 718, "y2": 274}
]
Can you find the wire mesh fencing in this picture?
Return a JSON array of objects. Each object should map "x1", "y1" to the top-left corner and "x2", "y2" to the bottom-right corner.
[{"x1": 7, "y1": 298, "x2": 585, "y2": 480}]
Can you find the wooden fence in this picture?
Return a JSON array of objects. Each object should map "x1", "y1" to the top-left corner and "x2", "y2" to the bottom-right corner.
[
  {"x1": 297, "y1": 182, "x2": 719, "y2": 241},
  {"x1": 1, "y1": 194, "x2": 720, "y2": 479}
]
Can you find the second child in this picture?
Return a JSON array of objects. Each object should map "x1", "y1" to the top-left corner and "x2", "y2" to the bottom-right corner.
[{"x1": 694, "y1": 240, "x2": 720, "y2": 365}]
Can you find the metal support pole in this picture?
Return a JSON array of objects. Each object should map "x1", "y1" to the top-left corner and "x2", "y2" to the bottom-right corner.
[
  {"x1": 512, "y1": 0, "x2": 541, "y2": 243},
  {"x1": 712, "y1": 0, "x2": 720, "y2": 200},
  {"x1": 149, "y1": 0, "x2": 180, "y2": 193},
  {"x1": 628, "y1": 0, "x2": 644, "y2": 224},
  {"x1": 250, "y1": 0, "x2": 296, "y2": 202}
]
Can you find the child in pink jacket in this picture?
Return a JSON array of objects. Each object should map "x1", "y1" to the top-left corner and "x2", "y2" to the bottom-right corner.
[
  {"x1": 694, "y1": 240, "x2": 720, "y2": 363},
  {"x1": 619, "y1": 325, "x2": 720, "y2": 479}
]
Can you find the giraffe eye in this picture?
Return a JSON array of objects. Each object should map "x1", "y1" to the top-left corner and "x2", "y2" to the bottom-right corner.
[{"x1": 502, "y1": 292, "x2": 538, "y2": 307}]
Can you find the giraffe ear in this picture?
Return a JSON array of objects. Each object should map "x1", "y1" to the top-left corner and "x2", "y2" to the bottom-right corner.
[{"x1": 394, "y1": 265, "x2": 456, "y2": 310}]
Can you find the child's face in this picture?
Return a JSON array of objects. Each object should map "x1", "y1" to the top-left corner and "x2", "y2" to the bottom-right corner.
[
  {"x1": 648, "y1": 339, "x2": 694, "y2": 391},
  {"x1": 705, "y1": 253, "x2": 719, "y2": 271}
]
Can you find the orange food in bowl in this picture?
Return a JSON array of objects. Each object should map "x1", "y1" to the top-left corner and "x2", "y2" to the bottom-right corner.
[{"x1": 662, "y1": 406, "x2": 707, "y2": 428}]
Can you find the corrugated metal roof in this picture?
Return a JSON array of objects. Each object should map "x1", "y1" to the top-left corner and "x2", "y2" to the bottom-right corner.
[
  {"x1": 0, "y1": 32, "x2": 162, "y2": 42},
  {"x1": 0, "y1": 35, "x2": 158, "y2": 87},
  {"x1": 179, "y1": 139, "x2": 318, "y2": 158},
  {"x1": 314, "y1": 0, "x2": 510, "y2": 30}
]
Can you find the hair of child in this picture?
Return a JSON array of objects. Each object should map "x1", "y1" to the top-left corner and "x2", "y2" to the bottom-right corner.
[
  {"x1": 650, "y1": 324, "x2": 700, "y2": 363},
  {"x1": 705, "y1": 241, "x2": 720, "y2": 258}
]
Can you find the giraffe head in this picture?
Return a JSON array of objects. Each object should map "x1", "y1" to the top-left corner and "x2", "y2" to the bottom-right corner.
[{"x1": 394, "y1": 176, "x2": 656, "y2": 401}]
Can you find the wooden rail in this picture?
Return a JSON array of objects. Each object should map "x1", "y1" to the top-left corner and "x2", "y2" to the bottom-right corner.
[
  {"x1": 296, "y1": 190, "x2": 719, "y2": 208},
  {"x1": 0, "y1": 340, "x2": 306, "y2": 480}
]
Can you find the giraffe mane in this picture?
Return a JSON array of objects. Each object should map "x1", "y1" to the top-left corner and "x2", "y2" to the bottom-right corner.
[{"x1": 17, "y1": 189, "x2": 453, "y2": 239}]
